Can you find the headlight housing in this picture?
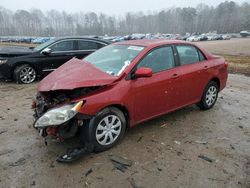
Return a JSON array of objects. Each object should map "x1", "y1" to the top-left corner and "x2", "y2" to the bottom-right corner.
[
  {"x1": 0, "y1": 59, "x2": 7, "y2": 64},
  {"x1": 34, "y1": 101, "x2": 83, "y2": 128}
]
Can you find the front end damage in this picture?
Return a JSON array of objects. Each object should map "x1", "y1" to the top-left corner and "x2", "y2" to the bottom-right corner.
[{"x1": 32, "y1": 87, "x2": 99, "y2": 143}]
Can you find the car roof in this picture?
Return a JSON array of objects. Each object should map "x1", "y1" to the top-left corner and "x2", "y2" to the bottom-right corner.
[
  {"x1": 55, "y1": 36, "x2": 111, "y2": 44},
  {"x1": 115, "y1": 39, "x2": 193, "y2": 47}
]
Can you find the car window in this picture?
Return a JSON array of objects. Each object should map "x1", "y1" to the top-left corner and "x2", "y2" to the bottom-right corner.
[
  {"x1": 50, "y1": 40, "x2": 74, "y2": 52},
  {"x1": 176, "y1": 45, "x2": 200, "y2": 65},
  {"x1": 137, "y1": 46, "x2": 175, "y2": 73},
  {"x1": 78, "y1": 40, "x2": 100, "y2": 50},
  {"x1": 85, "y1": 44, "x2": 144, "y2": 76},
  {"x1": 198, "y1": 50, "x2": 206, "y2": 61}
]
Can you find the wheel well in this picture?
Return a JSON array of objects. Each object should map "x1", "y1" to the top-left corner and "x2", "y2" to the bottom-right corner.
[
  {"x1": 12, "y1": 63, "x2": 36, "y2": 78},
  {"x1": 106, "y1": 104, "x2": 130, "y2": 128},
  {"x1": 210, "y1": 77, "x2": 220, "y2": 90}
]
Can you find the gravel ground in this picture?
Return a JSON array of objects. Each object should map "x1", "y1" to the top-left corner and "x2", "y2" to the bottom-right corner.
[{"x1": 0, "y1": 74, "x2": 249, "y2": 188}]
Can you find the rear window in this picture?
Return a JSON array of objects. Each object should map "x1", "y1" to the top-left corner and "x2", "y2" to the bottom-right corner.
[
  {"x1": 176, "y1": 45, "x2": 200, "y2": 65},
  {"x1": 50, "y1": 40, "x2": 75, "y2": 52},
  {"x1": 78, "y1": 40, "x2": 100, "y2": 50}
]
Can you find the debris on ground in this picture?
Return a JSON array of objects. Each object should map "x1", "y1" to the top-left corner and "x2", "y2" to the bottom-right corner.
[
  {"x1": 217, "y1": 137, "x2": 230, "y2": 140},
  {"x1": 239, "y1": 125, "x2": 243, "y2": 129},
  {"x1": 30, "y1": 181, "x2": 36, "y2": 186},
  {"x1": 174, "y1": 141, "x2": 181, "y2": 145},
  {"x1": 157, "y1": 167, "x2": 162, "y2": 171},
  {"x1": 128, "y1": 177, "x2": 139, "y2": 188},
  {"x1": 110, "y1": 155, "x2": 133, "y2": 173},
  {"x1": 177, "y1": 151, "x2": 183, "y2": 156},
  {"x1": 195, "y1": 140, "x2": 208, "y2": 145},
  {"x1": 0, "y1": 129, "x2": 8, "y2": 135},
  {"x1": 230, "y1": 144, "x2": 235, "y2": 150},
  {"x1": 85, "y1": 168, "x2": 93, "y2": 177},
  {"x1": 9, "y1": 157, "x2": 26, "y2": 167},
  {"x1": 14, "y1": 118, "x2": 18, "y2": 121},
  {"x1": 160, "y1": 123, "x2": 168, "y2": 128},
  {"x1": 208, "y1": 178, "x2": 224, "y2": 182},
  {"x1": 198, "y1": 155, "x2": 214, "y2": 163},
  {"x1": 137, "y1": 136, "x2": 143, "y2": 142},
  {"x1": 0, "y1": 149, "x2": 13, "y2": 156},
  {"x1": 56, "y1": 147, "x2": 90, "y2": 163}
]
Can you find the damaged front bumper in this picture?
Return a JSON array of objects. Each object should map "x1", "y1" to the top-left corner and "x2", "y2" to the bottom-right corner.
[
  {"x1": 33, "y1": 99, "x2": 92, "y2": 142},
  {"x1": 34, "y1": 113, "x2": 93, "y2": 143}
]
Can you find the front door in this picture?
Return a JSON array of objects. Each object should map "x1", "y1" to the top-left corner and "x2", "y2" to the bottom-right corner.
[
  {"x1": 40, "y1": 40, "x2": 77, "y2": 75},
  {"x1": 131, "y1": 46, "x2": 182, "y2": 124}
]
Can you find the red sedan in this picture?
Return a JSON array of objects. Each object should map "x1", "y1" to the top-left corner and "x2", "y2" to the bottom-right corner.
[{"x1": 34, "y1": 39, "x2": 228, "y2": 161}]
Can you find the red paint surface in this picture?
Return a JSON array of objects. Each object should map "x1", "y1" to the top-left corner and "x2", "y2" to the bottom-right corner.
[
  {"x1": 38, "y1": 40, "x2": 228, "y2": 127},
  {"x1": 38, "y1": 58, "x2": 117, "y2": 91}
]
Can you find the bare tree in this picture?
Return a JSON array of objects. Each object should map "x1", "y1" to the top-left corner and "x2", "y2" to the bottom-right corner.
[{"x1": 0, "y1": 1, "x2": 249, "y2": 37}]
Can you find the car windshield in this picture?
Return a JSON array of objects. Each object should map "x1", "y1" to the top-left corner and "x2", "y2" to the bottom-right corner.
[
  {"x1": 33, "y1": 39, "x2": 56, "y2": 52},
  {"x1": 84, "y1": 44, "x2": 144, "y2": 76}
]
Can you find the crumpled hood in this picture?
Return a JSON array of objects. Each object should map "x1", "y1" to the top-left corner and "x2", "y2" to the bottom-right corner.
[{"x1": 38, "y1": 58, "x2": 117, "y2": 91}]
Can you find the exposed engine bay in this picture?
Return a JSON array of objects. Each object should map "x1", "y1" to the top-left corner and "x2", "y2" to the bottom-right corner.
[{"x1": 34, "y1": 86, "x2": 100, "y2": 118}]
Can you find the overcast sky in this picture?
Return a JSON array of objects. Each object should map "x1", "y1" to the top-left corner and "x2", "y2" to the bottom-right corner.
[{"x1": 1, "y1": 0, "x2": 249, "y2": 15}]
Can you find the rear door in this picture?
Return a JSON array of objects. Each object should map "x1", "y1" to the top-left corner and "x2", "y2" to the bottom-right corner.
[
  {"x1": 174, "y1": 45, "x2": 211, "y2": 105},
  {"x1": 74, "y1": 40, "x2": 107, "y2": 59},
  {"x1": 131, "y1": 46, "x2": 183, "y2": 124}
]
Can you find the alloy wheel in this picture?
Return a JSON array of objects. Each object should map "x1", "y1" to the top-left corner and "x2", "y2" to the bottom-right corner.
[
  {"x1": 95, "y1": 115, "x2": 122, "y2": 146},
  {"x1": 19, "y1": 67, "x2": 36, "y2": 84},
  {"x1": 205, "y1": 86, "x2": 217, "y2": 106}
]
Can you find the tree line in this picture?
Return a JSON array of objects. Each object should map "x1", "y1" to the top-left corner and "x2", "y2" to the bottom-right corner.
[{"x1": 0, "y1": 1, "x2": 250, "y2": 37}]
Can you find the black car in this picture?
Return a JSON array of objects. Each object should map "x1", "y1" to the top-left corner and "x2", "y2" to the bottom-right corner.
[{"x1": 0, "y1": 37, "x2": 110, "y2": 84}]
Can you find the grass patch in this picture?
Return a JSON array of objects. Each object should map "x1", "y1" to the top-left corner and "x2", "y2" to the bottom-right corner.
[{"x1": 223, "y1": 55, "x2": 250, "y2": 76}]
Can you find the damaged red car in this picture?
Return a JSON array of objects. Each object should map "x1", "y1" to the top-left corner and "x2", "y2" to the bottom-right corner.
[{"x1": 33, "y1": 39, "x2": 228, "y2": 158}]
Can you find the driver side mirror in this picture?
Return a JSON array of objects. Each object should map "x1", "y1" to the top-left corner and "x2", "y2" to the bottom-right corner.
[
  {"x1": 134, "y1": 67, "x2": 153, "y2": 78},
  {"x1": 41, "y1": 48, "x2": 52, "y2": 55}
]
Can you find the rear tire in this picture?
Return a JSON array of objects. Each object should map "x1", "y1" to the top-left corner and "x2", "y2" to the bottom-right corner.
[
  {"x1": 14, "y1": 64, "x2": 36, "y2": 84},
  {"x1": 198, "y1": 81, "x2": 219, "y2": 110},
  {"x1": 80, "y1": 107, "x2": 126, "y2": 152}
]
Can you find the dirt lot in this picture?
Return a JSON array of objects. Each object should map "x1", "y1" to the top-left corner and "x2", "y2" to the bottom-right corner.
[
  {"x1": 0, "y1": 38, "x2": 250, "y2": 188},
  {"x1": 0, "y1": 74, "x2": 249, "y2": 188}
]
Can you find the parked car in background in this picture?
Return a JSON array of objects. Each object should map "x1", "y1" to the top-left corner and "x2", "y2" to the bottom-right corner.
[
  {"x1": 240, "y1": 31, "x2": 250, "y2": 37},
  {"x1": 186, "y1": 35, "x2": 200, "y2": 42},
  {"x1": 0, "y1": 37, "x2": 110, "y2": 84},
  {"x1": 198, "y1": 35, "x2": 208, "y2": 41},
  {"x1": 33, "y1": 39, "x2": 228, "y2": 161},
  {"x1": 222, "y1": 34, "x2": 231, "y2": 40},
  {"x1": 31, "y1": 37, "x2": 52, "y2": 44}
]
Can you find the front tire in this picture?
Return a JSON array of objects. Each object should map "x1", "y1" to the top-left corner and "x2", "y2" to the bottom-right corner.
[
  {"x1": 81, "y1": 107, "x2": 126, "y2": 152},
  {"x1": 14, "y1": 64, "x2": 36, "y2": 84},
  {"x1": 198, "y1": 81, "x2": 219, "y2": 110}
]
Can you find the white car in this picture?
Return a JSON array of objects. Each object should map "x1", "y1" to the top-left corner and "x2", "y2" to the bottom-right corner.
[
  {"x1": 222, "y1": 35, "x2": 231, "y2": 40},
  {"x1": 186, "y1": 36, "x2": 200, "y2": 42}
]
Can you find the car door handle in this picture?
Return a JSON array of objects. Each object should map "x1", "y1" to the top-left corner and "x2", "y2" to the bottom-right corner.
[{"x1": 171, "y1": 73, "x2": 179, "y2": 79}]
